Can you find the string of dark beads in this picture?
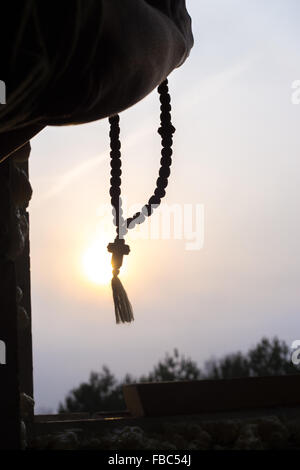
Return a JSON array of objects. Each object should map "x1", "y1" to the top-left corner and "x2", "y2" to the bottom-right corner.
[
  {"x1": 109, "y1": 114, "x2": 125, "y2": 239},
  {"x1": 109, "y1": 79, "x2": 175, "y2": 239}
]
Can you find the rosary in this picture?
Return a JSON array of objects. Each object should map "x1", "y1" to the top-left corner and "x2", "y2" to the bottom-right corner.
[{"x1": 107, "y1": 79, "x2": 174, "y2": 324}]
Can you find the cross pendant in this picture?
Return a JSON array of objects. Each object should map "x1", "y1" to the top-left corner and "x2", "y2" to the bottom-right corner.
[{"x1": 107, "y1": 238, "x2": 130, "y2": 270}]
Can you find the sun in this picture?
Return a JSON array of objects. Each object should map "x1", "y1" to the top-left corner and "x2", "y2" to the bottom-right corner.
[{"x1": 82, "y1": 238, "x2": 113, "y2": 285}]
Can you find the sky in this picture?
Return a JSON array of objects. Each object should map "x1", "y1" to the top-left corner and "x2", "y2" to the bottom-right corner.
[{"x1": 29, "y1": 0, "x2": 300, "y2": 412}]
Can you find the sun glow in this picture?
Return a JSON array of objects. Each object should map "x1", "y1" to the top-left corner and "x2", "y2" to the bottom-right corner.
[{"x1": 82, "y1": 238, "x2": 113, "y2": 285}]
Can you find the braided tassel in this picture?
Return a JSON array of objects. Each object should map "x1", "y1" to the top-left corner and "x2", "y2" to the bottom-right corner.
[
  {"x1": 111, "y1": 276, "x2": 134, "y2": 324},
  {"x1": 107, "y1": 239, "x2": 134, "y2": 324}
]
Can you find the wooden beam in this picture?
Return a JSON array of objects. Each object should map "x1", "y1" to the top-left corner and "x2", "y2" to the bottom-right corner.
[{"x1": 123, "y1": 375, "x2": 300, "y2": 417}]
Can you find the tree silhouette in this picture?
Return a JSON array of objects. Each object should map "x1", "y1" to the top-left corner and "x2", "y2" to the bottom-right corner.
[
  {"x1": 59, "y1": 367, "x2": 131, "y2": 413},
  {"x1": 59, "y1": 338, "x2": 298, "y2": 413},
  {"x1": 204, "y1": 337, "x2": 296, "y2": 379},
  {"x1": 140, "y1": 348, "x2": 201, "y2": 383},
  {"x1": 204, "y1": 352, "x2": 249, "y2": 380},
  {"x1": 248, "y1": 337, "x2": 294, "y2": 376}
]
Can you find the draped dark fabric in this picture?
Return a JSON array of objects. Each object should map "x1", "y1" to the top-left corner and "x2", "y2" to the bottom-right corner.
[
  {"x1": 0, "y1": 1, "x2": 104, "y2": 131},
  {"x1": 0, "y1": 0, "x2": 193, "y2": 159}
]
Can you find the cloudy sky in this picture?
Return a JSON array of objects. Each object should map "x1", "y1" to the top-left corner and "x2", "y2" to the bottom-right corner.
[{"x1": 29, "y1": 0, "x2": 300, "y2": 412}]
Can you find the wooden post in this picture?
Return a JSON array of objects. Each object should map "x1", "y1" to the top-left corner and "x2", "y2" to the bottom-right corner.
[
  {"x1": 0, "y1": 158, "x2": 21, "y2": 449},
  {"x1": 14, "y1": 156, "x2": 34, "y2": 443},
  {"x1": 0, "y1": 145, "x2": 33, "y2": 449}
]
